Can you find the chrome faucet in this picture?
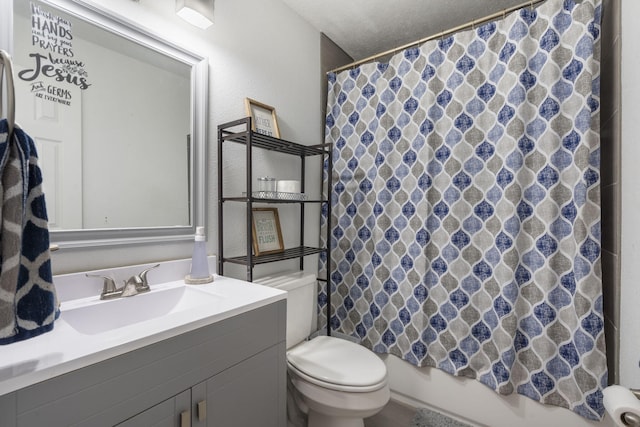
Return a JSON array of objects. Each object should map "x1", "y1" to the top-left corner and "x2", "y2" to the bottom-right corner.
[
  {"x1": 87, "y1": 264, "x2": 160, "y2": 300},
  {"x1": 86, "y1": 274, "x2": 121, "y2": 300}
]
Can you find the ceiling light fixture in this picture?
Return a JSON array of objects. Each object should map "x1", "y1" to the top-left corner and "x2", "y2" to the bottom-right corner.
[{"x1": 176, "y1": 0, "x2": 214, "y2": 29}]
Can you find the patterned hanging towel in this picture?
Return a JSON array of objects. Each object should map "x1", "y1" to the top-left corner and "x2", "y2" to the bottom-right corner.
[{"x1": 0, "y1": 119, "x2": 58, "y2": 344}]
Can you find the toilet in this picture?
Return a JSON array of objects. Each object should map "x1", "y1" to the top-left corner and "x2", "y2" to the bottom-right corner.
[{"x1": 256, "y1": 272, "x2": 390, "y2": 427}]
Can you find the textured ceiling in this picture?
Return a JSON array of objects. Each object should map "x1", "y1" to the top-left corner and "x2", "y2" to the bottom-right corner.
[{"x1": 281, "y1": 0, "x2": 533, "y2": 61}]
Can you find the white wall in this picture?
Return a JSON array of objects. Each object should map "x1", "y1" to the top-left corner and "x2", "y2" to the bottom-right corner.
[
  {"x1": 46, "y1": 0, "x2": 322, "y2": 274},
  {"x1": 619, "y1": 0, "x2": 640, "y2": 388}
]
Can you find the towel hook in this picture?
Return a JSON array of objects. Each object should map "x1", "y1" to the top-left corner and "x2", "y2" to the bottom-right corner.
[{"x1": 0, "y1": 49, "x2": 16, "y2": 139}]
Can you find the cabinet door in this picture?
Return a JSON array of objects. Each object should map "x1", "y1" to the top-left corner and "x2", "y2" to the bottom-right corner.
[
  {"x1": 0, "y1": 392, "x2": 16, "y2": 427},
  {"x1": 116, "y1": 390, "x2": 191, "y2": 427},
  {"x1": 194, "y1": 344, "x2": 285, "y2": 427}
]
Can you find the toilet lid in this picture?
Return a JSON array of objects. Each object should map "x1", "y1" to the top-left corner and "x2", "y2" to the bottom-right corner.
[{"x1": 287, "y1": 336, "x2": 387, "y2": 388}]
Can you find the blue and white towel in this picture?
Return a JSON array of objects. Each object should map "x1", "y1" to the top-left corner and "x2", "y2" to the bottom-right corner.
[{"x1": 0, "y1": 119, "x2": 58, "y2": 344}]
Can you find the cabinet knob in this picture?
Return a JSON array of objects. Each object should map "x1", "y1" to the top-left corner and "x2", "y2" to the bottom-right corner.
[
  {"x1": 197, "y1": 400, "x2": 207, "y2": 421},
  {"x1": 180, "y1": 410, "x2": 191, "y2": 427}
]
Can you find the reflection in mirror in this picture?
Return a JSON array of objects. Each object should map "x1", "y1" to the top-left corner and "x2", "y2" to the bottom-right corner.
[{"x1": 3, "y1": 0, "x2": 208, "y2": 247}]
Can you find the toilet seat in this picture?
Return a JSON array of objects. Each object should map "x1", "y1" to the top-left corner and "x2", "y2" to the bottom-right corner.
[{"x1": 287, "y1": 336, "x2": 387, "y2": 393}]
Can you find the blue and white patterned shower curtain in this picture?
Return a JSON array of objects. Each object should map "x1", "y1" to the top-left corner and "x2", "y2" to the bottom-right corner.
[{"x1": 319, "y1": 0, "x2": 605, "y2": 420}]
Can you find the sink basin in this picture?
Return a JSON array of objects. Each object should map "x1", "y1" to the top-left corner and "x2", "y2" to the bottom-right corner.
[{"x1": 61, "y1": 285, "x2": 222, "y2": 335}]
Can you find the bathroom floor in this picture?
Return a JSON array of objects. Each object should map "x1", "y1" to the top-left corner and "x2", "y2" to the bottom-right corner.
[{"x1": 365, "y1": 399, "x2": 416, "y2": 427}]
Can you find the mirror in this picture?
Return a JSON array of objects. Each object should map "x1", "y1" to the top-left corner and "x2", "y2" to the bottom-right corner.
[{"x1": 1, "y1": 0, "x2": 208, "y2": 247}]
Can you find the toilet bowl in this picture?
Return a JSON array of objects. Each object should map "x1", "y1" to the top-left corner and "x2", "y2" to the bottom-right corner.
[
  {"x1": 255, "y1": 272, "x2": 390, "y2": 427},
  {"x1": 288, "y1": 335, "x2": 390, "y2": 427}
]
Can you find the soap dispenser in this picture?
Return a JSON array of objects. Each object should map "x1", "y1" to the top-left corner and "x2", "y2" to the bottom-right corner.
[{"x1": 185, "y1": 226, "x2": 213, "y2": 284}]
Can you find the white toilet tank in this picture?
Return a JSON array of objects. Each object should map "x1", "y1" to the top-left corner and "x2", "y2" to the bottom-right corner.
[{"x1": 254, "y1": 271, "x2": 317, "y2": 349}]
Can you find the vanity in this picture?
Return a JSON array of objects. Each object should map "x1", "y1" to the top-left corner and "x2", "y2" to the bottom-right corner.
[{"x1": 0, "y1": 260, "x2": 287, "y2": 427}]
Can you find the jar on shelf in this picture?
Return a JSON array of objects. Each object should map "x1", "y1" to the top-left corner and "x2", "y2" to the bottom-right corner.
[{"x1": 257, "y1": 176, "x2": 276, "y2": 192}]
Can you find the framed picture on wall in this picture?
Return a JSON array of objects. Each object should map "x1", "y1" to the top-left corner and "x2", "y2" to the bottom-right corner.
[
  {"x1": 251, "y1": 208, "x2": 284, "y2": 256},
  {"x1": 245, "y1": 98, "x2": 281, "y2": 138}
]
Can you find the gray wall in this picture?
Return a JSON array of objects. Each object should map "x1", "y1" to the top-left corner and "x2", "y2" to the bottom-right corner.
[
  {"x1": 600, "y1": 0, "x2": 621, "y2": 385},
  {"x1": 320, "y1": 33, "x2": 353, "y2": 140}
]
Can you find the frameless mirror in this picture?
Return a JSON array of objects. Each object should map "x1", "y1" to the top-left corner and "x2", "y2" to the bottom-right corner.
[{"x1": 1, "y1": 0, "x2": 208, "y2": 247}]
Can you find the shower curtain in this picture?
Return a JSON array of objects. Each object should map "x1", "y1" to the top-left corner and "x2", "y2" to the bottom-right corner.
[{"x1": 320, "y1": 0, "x2": 605, "y2": 420}]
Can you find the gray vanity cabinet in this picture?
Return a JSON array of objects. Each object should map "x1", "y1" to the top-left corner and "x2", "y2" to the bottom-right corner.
[
  {"x1": 0, "y1": 301, "x2": 286, "y2": 427},
  {"x1": 196, "y1": 344, "x2": 283, "y2": 426},
  {"x1": 116, "y1": 390, "x2": 191, "y2": 427},
  {"x1": 119, "y1": 344, "x2": 282, "y2": 427}
]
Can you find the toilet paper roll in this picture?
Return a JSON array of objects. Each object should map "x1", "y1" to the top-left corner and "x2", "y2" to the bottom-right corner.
[
  {"x1": 603, "y1": 385, "x2": 640, "y2": 427},
  {"x1": 277, "y1": 180, "x2": 301, "y2": 194}
]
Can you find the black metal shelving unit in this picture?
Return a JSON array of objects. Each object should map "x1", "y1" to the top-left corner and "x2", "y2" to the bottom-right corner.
[{"x1": 217, "y1": 118, "x2": 333, "y2": 308}]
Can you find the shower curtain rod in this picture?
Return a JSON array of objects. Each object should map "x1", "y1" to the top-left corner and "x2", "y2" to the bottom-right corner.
[{"x1": 329, "y1": 0, "x2": 548, "y2": 74}]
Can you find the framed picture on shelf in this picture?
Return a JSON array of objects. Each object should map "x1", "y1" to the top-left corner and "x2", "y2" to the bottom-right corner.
[
  {"x1": 251, "y1": 208, "x2": 284, "y2": 256},
  {"x1": 245, "y1": 98, "x2": 281, "y2": 138}
]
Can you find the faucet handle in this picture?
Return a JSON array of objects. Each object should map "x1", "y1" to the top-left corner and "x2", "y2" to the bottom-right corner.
[
  {"x1": 86, "y1": 273, "x2": 120, "y2": 299},
  {"x1": 121, "y1": 275, "x2": 143, "y2": 297},
  {"x1": 135, "y1": 263, "x2": 160, "y2": 292}
]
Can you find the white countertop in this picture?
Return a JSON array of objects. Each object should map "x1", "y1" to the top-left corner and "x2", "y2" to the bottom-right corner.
[{"x1": 0, "y1": 259, "x2": 286, "y2": 397}]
